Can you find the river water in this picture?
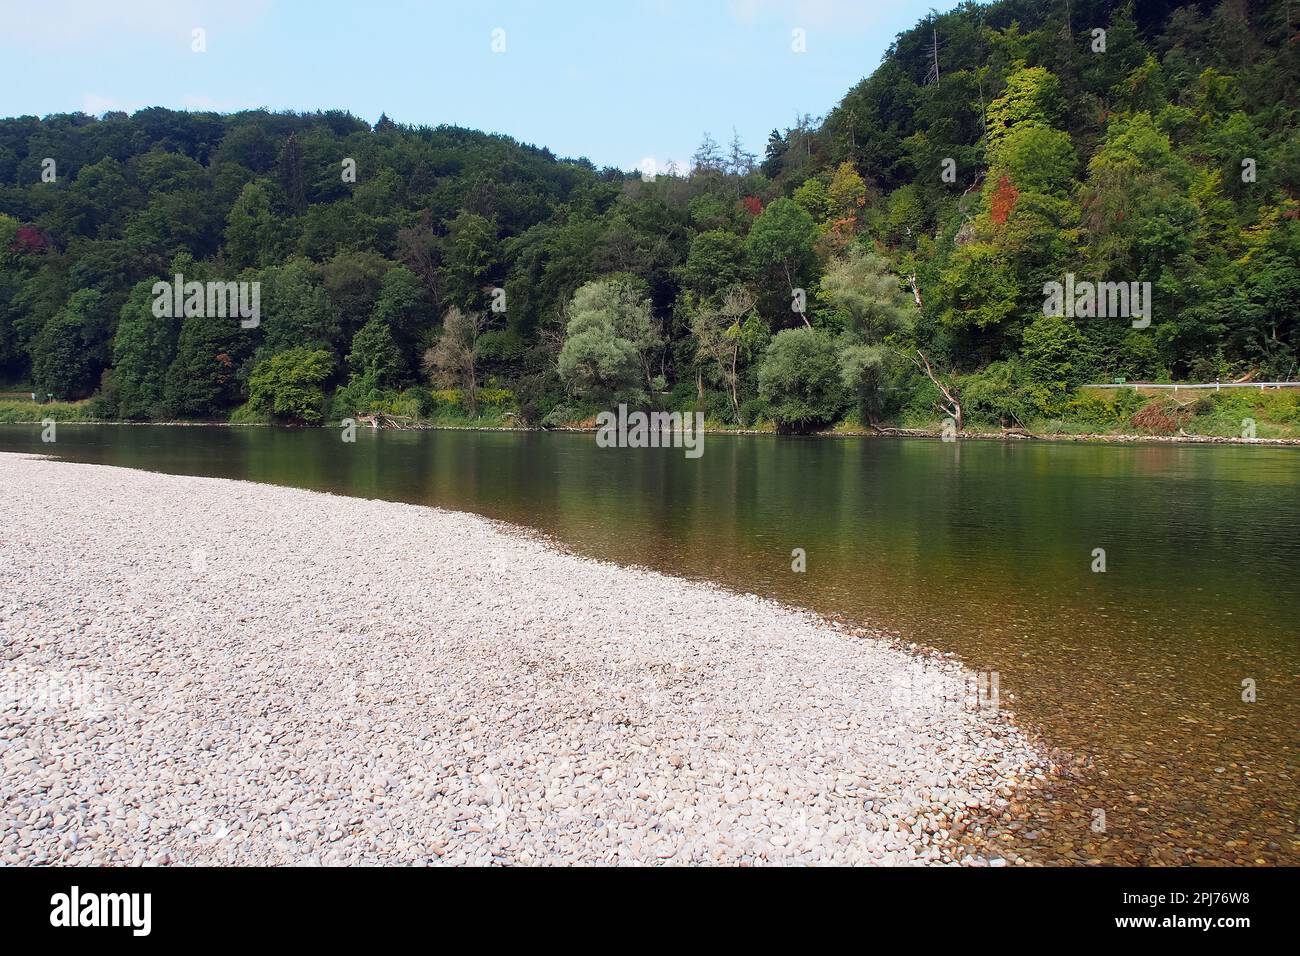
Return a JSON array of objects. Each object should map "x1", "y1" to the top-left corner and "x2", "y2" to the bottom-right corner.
[{"x1": 2, "y1": 424, "x2": 1295, "y2": 864}]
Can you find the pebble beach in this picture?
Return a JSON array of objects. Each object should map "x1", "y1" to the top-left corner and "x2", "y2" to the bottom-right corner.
[{"x1": 0, "y1": 452, "x2": 1045, "y2": 865}]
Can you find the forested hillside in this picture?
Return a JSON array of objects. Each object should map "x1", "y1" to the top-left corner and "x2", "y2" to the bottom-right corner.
[{"x1": 1, "y1": 0, "x2": 1297, "y2": 434}]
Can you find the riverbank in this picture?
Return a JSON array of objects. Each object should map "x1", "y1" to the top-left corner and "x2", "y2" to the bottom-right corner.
[
  {"x1": 7, "y1": 381, "x2": 1300, "y2": 445},
  {"x1": 3, "y1": 413, "x2": 1299, "y2": 447},
  {"x1": 0, "y1": 452, "x2": 1046, "y2": 865}
]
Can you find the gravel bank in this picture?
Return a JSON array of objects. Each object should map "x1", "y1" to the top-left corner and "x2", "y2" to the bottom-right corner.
[{"x1": 1, "y1": 453, "x2": 1043, "y2": 865}]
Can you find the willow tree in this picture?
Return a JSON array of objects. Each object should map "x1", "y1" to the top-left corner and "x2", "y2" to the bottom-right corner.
[{"x1": 424, "y1": 306, "x2": 486, "y2": 416}]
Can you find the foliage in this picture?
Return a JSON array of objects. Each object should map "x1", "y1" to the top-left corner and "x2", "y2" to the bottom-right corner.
[
  {"x1": 0, "y1": 398, "x2": 97, "y2": 422},
  {"x1": 424, "y1": 306, "x2": 486, "y2": 415},
  {"x1": 2, "y1": 0, "x2": 1298, "y2": 435},
  {"x1": 246, "y1": 347, "x2": 333, "y2": 424},
  {"x1": 557, "y1": 276, "x2": 659, "y2": 403},
  {"x1": 31, "y1": 290, "x2": 101, "y2": 400},
  {"x1": 757, "y1": 327, "x2": 846, "y2": 432}
]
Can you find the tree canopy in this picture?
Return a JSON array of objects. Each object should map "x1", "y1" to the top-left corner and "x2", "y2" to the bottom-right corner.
[{"x1": 2, "y1": 0, "x2": 1297, "y2": 430}]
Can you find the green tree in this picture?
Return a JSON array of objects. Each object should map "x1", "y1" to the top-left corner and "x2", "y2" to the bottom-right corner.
[
  {"x1": 690, "y1": 286, "x2": 769, "y2": 423},
  {"x1": 163, "y1": 314, "x2": 252, "y2": 417},
  {"x1": 757, "y1": 326, "x2": 846, "y2": 432},
  {"x1": 347, "y1": 315, "x2": 404, "y2": 390},
  {"x1": 439, "y1": 211, "x2": 500, "y2": 311},
  {"x1": 371, "y1": 265, "x2": 428, "y2": 374},
  {"x1": 259, "y1": 258, "x2": 341, "y2": 357},
  {"x1": 819, "y1": 246, "x2": 915, "y2": 341},
  {"x1": 423, "y1": 306, "x2": 486, "y2": 415},
  {"x1": 557, "y1": 275, "x2": 660, "y2": 400},
  {"x1": 677, "y1": 229, "x2": 746, "y2": 298},
  {"x1": 746, "y1": 198, "x2": 818, "y2": 311},
  {"x1": 985, "y1": 65, "x2": 1065, "y2": 151},
  {"x1": 247, "y1": 347, "x2": 333, "y2": 424},
  {"x1": 792, "y1": 178, "x2": 831, "y2": 221},
  {"x1": 112, "y1": 280, "x2": 179, "y2": 418},
  {"x1": 225, "y1": 181, "x2": 286, "y2": 269},
  {"x1": 819, "y1": 247, "x2": 916, "y2": 425},
  {"x1": 31, "y1": 290, "x2": 102, "y2": 400}
]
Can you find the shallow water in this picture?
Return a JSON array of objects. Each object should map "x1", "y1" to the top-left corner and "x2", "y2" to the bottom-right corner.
[{"x1": 2, "y1": 424, "x2": 1296, "y2": 864}]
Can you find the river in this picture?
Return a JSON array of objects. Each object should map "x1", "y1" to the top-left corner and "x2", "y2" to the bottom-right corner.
[{"x1": 2, "y1": 424, "x2": 1296, "y2": 864}]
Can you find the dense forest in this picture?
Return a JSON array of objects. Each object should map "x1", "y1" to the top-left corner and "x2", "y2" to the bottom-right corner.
[{"x1": 1, "y1": 0, "x2": 1297, "y2": 434}]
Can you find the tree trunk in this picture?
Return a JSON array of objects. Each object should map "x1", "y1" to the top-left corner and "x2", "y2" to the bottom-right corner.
[
  {"x1": 907, "y1": 272, "x2": 923, "y2": 309},
  {"x1": 900, "y1": 348, "x2": 961, "y2": 430},
  {"x1": 729, "y1": 345, "x2": 741, "y2": 424}
]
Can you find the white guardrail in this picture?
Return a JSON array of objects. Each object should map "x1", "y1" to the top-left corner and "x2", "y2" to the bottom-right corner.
[{"x1": 1082, "y1": 382, "x2": 1300, "y2": 390}]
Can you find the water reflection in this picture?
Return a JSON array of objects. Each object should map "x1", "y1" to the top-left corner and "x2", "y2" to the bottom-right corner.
[{"x1": 2, "y1": 424, "x2": 1296, "y2": 864}]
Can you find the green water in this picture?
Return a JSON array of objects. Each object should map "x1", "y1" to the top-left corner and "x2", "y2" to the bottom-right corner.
[{"x1": 2, "y1": 424, "x2": 1296, "y2": 864}]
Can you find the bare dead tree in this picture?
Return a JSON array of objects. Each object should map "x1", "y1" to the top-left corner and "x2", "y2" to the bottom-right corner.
[
  {"x1": 906, "y1": 272, "x2": 923, "y2": 309},
  {"x1": 898, "y1": 348, "x2": 962, "y2": 430}
]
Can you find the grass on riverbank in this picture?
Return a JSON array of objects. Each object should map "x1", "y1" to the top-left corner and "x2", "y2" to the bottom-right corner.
[
  {"x1": 4, "y1": 387, "x2": 1299, "y2": 440},
  {"x1": 0, "y1": 398, "x2": 98, "y2": 423}
]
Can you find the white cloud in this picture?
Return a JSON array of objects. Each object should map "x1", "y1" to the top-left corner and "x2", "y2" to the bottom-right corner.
[
  {"x1": 81, "y1": 93, "x2": 134, "y2": 115},
  {"x1": 75, "y1": 92, "x2": 257, "y2": 117},
  {"x1": 180, "y1": 94, "x2": 260, "y2": 112},
  {"x1": 1, "y1": 0, "x2": 272, "y2": 49},
  {"x1": 728, "y1": 0, "x2": 886, "y2": 29}
]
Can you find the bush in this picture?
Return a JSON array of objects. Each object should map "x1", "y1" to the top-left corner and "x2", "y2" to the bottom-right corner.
[
  {"x1": 228, "y1": 401, "x2": 270, "y2": 425},
  {"x1": 332, "y1": 375, "x2": 396, "y2": 417},
  {"x1": 513, "y1": 371, "x2": 564, "y2": 426},
  {"x1": 1111, "y1": 386, "x2": 1146, "y2": 420},
  {"x1": 739, "y1": 396, "x2": 771, "y2": 426},
  {"x1": 700, "y1": 388, "x2": 735, "y2": 423},
  {"x1": 757, "y1": 327, "x2": 847, "y2": 432},
  {"x1": 429, "y1": 388, "x2": 461, "y2": 409},
  {"x1": 85, "y1": 371, "x2": 120, "y2": 420},
  {"x1": 540, "y1": 403, "x2": 583, "y2": 428},
  {"x1": 957, "y1": 361, "x2": 1032, "y2": 427},
  {"x1": 1173, "y1": 389, "x2": 1300, "y2": 437},
  {"x1": 247, "y1": 348, "x2": 333, "y2": 424}
]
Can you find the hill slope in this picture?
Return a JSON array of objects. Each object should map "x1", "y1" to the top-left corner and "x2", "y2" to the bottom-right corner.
[{"x1": 1, "y1": 0, "x2": 1297, "y2": 435}]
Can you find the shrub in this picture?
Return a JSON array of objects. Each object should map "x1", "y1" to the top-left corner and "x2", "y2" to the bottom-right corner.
[
  {"x1": 430, "y1": 388, "x2": 463, "y2": 409},
  {"x1": 958, "y1": 360, "x2": 1032, "y2": 427},
  {"x1": 513, "y1": 371, "x2": 565, "y2": 426},
  {"x1": 757, "y1": 327, "x2": 847, "y2": 432},
  {"x1": 662, "y1": 378, "x2": 698, "y2": 411},
  {"x1": 540, "y1": 403, "x2": 585, "y2": 428},
  {"x1": 85, "y1": 371, "x2": 120, "y2": 420},
  {"x1": 333, "y1": 375, "x2": 397, "y2": 417},
  {"x1": 701, "y1": 388, "x2": 734, "y2": 422},
  {"x1": 247, "y1": 347, "x2": 333, "y2": 424},
  {"x1": 739, "y1": 396, "x2": 770, "y2": 426},
  {"x1": 228, "y1": 401, "x2": 270, "y2": 425}
]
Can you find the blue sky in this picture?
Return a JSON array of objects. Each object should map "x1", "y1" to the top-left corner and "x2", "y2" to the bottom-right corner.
[{"x1": 0, "y1": 0, "x2": 959, "y2": 170}]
